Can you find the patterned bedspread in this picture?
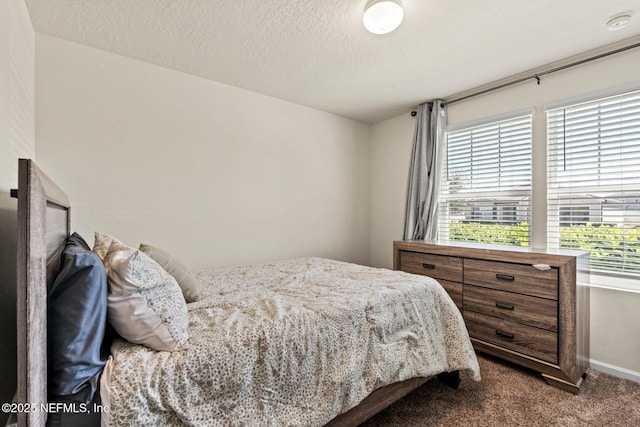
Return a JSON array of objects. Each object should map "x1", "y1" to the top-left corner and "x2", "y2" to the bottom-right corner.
[{"x1": 104, "y1": 258, "x2": 480, "y2": 426}]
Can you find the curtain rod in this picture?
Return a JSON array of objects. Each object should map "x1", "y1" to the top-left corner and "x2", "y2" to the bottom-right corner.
[{"x1": 410, "y1": 37, "x2": 640, "y2": 115}]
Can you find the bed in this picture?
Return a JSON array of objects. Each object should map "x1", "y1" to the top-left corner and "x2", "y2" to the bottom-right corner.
[{"x1": 14, "y1": 158, "x2": 480, "y2": 426}]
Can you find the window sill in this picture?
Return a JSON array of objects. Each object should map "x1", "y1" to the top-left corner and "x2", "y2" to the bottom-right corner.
[{"x1": 588, "y1": 273, "x2": 640, "y2": 294}]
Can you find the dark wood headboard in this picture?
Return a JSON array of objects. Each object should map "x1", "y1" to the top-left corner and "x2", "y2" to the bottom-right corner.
[{"x1": 16, "y1": 159, "x2": 70, "y2": 427}]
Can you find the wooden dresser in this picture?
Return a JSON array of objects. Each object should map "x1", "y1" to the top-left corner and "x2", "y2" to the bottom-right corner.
[{"x1": 393, "y1": 240, "x2": 590, "y2": 393}]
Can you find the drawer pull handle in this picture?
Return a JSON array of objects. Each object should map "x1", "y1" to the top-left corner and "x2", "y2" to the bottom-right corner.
[
  {"x1": 495, "y1": 302, "x2": 515, "y2": 310},
  {"x1": 496, "y1": 273, "x2": 515, "y2": 281},
  {"x1": 422, "y1": 263, "x2": 436, "y2": 269},
  {"x1": 496, "y1": 330, "x2": 515, "y2": 340}
]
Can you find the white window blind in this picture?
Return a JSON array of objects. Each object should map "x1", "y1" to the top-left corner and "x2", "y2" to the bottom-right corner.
[
  {"x1": 547, "y1": 89, "x2": 640, "y2": 279},
  {"x1": 440, "y1": 115, "x2": 532, "y2": 246}
]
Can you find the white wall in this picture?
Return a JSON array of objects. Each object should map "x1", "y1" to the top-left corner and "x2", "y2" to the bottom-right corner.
[
  {"x1": 0, "y1": 1, "x2": 35, "y2": 423},
  {"x1": 36, "y1": 35, "x2": 371, "y2": 269},
  {"x1": 369, "y1": 49, "x2": 640, "y2": 378},
  {"x1": 0, "y1": 0, "x2": 35, "y2": 191},
  {"x1": 369, "y1": 113, "x2": 414, "y2": 267}
]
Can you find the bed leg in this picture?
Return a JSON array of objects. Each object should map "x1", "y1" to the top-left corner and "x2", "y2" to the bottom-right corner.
[{"x1": 437, "y1": 371, "x2": 461, "y2": 390}]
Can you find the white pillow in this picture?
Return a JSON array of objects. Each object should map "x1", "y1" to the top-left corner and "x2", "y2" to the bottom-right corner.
[{"x1": 96, "y1": 233, "x2": 189, "y2": 351}]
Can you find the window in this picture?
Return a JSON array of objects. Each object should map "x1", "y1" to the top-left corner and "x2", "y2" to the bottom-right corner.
[
  {"x1": 440, "y1": 114, "x2": 532, "y2": 246},
  {"x1": 559, "y1": 206, "x2": 590, "y2": 227},
  {"x1": 547, "y1": 89, "x2": 640, "y2": 279}
]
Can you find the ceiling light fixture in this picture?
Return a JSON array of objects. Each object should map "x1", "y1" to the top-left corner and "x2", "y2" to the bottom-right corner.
[
  {"x1": 604, "y1": 12, "x2": 632, "y2": 31},
  {"x1": 363, "y1": 0, "x2": 404, "y2": 35}
]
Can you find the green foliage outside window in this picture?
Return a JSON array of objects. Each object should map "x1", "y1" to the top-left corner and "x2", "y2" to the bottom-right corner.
[
  {"x1": 448, "y1": 221, "x2": 640, "y2": 275},
  {"x1": 559, "y1": 223, "x2": 640, "y2": 275},
  {"x1": 448, "y1": 222, "x2": 529, "y2": 246}
]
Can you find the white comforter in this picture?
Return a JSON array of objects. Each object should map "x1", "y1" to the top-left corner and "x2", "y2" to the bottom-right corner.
[{"x1": 104, "y1": 258, "x2": 480, "y2": 426}]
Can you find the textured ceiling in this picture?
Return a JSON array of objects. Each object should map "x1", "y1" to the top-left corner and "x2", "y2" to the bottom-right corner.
[{"x1": 25, "y1": 0, "x2": 640, "y2": 123}]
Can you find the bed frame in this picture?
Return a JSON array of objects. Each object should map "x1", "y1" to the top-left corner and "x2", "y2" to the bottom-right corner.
[
  {"x1": 15, "y1": 159, "x2": 70, "y2": 426},
  {"x1": 15, "y1": 158, "x2": 451, "y2": 427}
]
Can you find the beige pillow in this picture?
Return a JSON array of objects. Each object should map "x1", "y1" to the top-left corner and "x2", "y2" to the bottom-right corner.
[
  {"x1": 96, "y1": 233, "x2": 189, "y2": 352},
  {"x1": 139, "y1": 244, "x2": 201, "y2": 303},
  {"x1": 93, "y1": 231, "x2": 114, "y2": 260}
]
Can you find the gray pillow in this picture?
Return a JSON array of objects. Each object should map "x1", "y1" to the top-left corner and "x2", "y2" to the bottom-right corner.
[
  {"x1": 49, "y1": 232, "x2": 107, "y2": 403},
  {"x1": 96, "y1": 233, "x2": 189, "y2": 352},
  {"x1": 139, "y1": 244, "x2": 201, "y2": 303}
]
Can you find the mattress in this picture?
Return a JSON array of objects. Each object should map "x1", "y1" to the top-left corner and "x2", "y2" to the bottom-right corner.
[{"x1": 102, "y1": 257, "x2": 480, "y2": 426}]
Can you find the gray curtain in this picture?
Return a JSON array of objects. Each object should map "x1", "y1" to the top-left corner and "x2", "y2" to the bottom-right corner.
[{"x1": 403, "y1": 100, "x2": 446, "y2": 241}]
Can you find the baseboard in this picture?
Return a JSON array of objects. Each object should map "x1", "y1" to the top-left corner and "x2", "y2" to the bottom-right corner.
[{"x1": 590, "y1": 359, "x2": 640, "y2": 384}]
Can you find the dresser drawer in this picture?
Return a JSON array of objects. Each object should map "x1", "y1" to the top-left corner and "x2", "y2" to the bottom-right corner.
[
  {"x1": 439, "y1": 280, "x2": 463, "y2": 310},
  {"x1": 463, "y1": 285, "x2": 557, "y2": 331},
  {"x1": 399, "y1": 251, "x2": 463, "y2": 283},
  {"x1": 464, "y1": 259, "x2": 558, "y2": 300},
  {"x1": 465, "y1": 311, "x2": 558, "y2": 363}
]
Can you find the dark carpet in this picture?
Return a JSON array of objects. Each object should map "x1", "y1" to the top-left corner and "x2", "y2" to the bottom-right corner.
[{"x1": 362, "y1": 354, "x2": 640, "y2": 426}]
